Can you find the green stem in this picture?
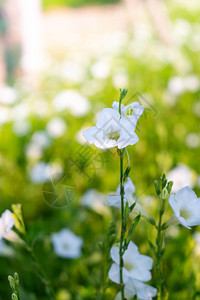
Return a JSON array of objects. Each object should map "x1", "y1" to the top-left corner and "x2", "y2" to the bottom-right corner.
[
  {"x1": 24, "y1": 239, "x2": 55, "y2": 300},
  {"x1": 155, "y1": 200, "x2": 164, "y2": 300},
  {"x1": 119, "y1": 149, "x2": 125, "y2": 300}
]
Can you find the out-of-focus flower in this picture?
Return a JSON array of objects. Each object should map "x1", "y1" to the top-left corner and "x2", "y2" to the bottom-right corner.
[
  {"x1": 11, "y1": 102, "x2": 30, "y2": 121},
  {"x1": 46, "y1": 117, "x2": 67, "y2": 138},
  {"x1": 185, "y1": 132, "x2": 200, "y2": 149},
  {"x1": 25, "y1": 143, "x2": 43, "y2": 160},
  {"x1": 51, "y1": 229, "x2": 83, "y2": 259},
  {"x1": 83, "y1": 104, "x2": 140, "y2": 149},
  {"x1": 167, "y1": 163, "x2": 195, "y2": 193},
  {"x1": 90, "y1": 60, "x2": 110, "y2": 79},
  {"x1": 31, "y1": 131, "x2": 51, "y2": 149},
  {"x1": 169, "y1": 186, "x2": 200, "y2": 229},
  {"x1": 168, "y1": 75, "x2": 200, "y2": 96},
  {"x1": 53, "y1": 90, "x2": 90, "y2": 117},
  {"x1": 0, "y1": 240, "x2": 15, "y2": 257},
  {"x1": 0, "y1": 86, "x2": 18, "y2": 105},
  {"x1": 0, "y1": 210, "x2": 15, "y2": 240},
  {"x1": 112, "y1": 71, "x2": 129, "y2": 90},
  {"x1": 61, "y1": 61, "x2": 86, "y2": 83},
  {"x1": 106, "y1": 177, "x2": 135, "y2": 208},
  {"x1": 80, "y1": 189, "x2": 108, "y2": 215},
  {"x1": 29, "y1": 162, "x2": 63, "y2": 183},
  {"x1": 12, "y1": 120, "x2": 31, "y2": 137},
  {"x1": 109, "y1": 241, "x2": 156, "y2": 300}
]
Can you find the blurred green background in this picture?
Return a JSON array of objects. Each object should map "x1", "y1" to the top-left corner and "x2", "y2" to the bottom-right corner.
[{"x1": 0, "y1": 0, "x2": 200, "y2": 299}]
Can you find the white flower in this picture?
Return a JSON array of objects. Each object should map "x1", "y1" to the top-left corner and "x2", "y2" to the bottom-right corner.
[
  {"x1": 90, "y1": 60, "x2": 110, "y2": 79},
  {"x1": 53, "y1": 90, "x2": 90, "y2": 117},
  {"x1": 115, "y1": 280, "x2": 157, "y2": 300},
  {"x1": 51, "y1": 229, "x2": 83, "y2": 259},
  {"x1": 12, "y1": 120, "x2": 31, "y2": 137},
  {"x1": 0, "y1": 210, "x2": 15, "y2": 240},
  {"x1": 0, "y1": 86, "x2": 18, "y2": 105},
  {"x1": 46, "y1": 117, "x2": 67, "y2": 138},
  {"x1": 80, "y1": 189, "x2": 108, "y2": 215},
  {"x1": 106, "y1": 177, "x2": 135, "y2": 208},
  {"x1": 30, "y1": 162, "x2": 63, "y2": 183},
  {"x1": 167, "y1": 163, "x2": 195, "y2": 193},
  {"x1": 31, "y1": 131, "x2": 51, "y2": 149},
  {"x1": 109, "y1": 241, "x2": 153, "y2": 284},
  {"x1": 169, "y1": 186, "x2": 200, "y2": 229},
  {"x1": 83, "y1": 105, "x2": 139, "y2": 149},
  {"x1": 0, "y1": 240, "x2": 15, "y2": 257}
]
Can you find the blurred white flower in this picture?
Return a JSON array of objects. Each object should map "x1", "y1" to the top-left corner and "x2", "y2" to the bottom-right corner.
[
  {"x1": 12, "y1": 120, "x2": 31, "y2": 137},
  {"x1": 80, "y1": 189, "x2": 108, "y2": 215},
  {"x1": 30, "y1": 162, "x2": 63, "y2": 183},
  {"x1": 193, "y1": 101, "x2": 200, "y2": 117},
  {"x1": 0, "y1": 240, "x2": 15, "y2": 257},
  {"x1": 167, "y1": 163, "x2": 195, "y2": 193},
  {"x1": 25, "y1": 143, "x2": 43, "y2": 160},
  {"x1": 0, "y1": 210, "x2": 15, "y2": 240},
  {"x1": 91, "y1": 60, "x2": 110, "y2": 79},
  {"x1": 0, "y1": 107, "x2": 11, "y2": 124},
  {"x1": 168, "y1": 75, "x2": 200, "y2": 96},
  {"x1": 53, "y1": 90, "x2": 90, "y2": 117},
  {"x1": 112, "y1": 71, "x2": 129, "y2": 90},
  {"x1": 106, "y1": 177, "x2": 136, "y2": 208},
  {"x1": 31, "y1": 131, "x2": 51, "y2": 149},
  {"x1": 11, "y1": 102, "x2": 30, "y2": 121},
  {"x1": 0, "y1": 86, "x2": 18, "y2": 105},
  {"x1": 83, "y1": 104, "x2": 140, "y2": 149},
  {"x1": 51, "y1": 229, "x2": 83, "y2": 259},
  {"x1": 61, "y1": 61, "x2": 86, "y2": 83},
  {"x1": 46, "y1": 117, "x2": 67, "y2": 138},
  {"x1": 169, "y1": 186, "x2": 200, "y2": 229},
  {"x1": 185, "y1": 132, "x2": 200, "y2": 149}
]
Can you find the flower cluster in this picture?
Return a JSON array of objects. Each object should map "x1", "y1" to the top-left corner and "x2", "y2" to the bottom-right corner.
[
  {"x1": 109, "y1": 241, "x2": 157, "y2": 300},
  {"x1": 83, "y1": 101, "x2": 144, "y2": 149}
]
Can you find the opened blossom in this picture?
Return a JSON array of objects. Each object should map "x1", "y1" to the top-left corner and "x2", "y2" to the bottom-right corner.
[
  {"x1": 109, "y1": 241, "x2": 156, "y2": 300},
  {"x1": 106, "y1": 177, "x2": 136, "y2": 208},
  {"x1": 169, "y1": 186, "x2": 200, "y2": 229},
  {"x1": 51, "y1": 229, "x2": 83, "y2": 259},
  {"x1": 0, "y1": 210, "x2": 15, "y2": 240},
  {"x1": 83, "y1": 100, "x2": 144, "y2": 149}
]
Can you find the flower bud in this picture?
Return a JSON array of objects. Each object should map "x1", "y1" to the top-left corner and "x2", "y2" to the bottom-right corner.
[
  {"x1": 160, "y1": 188, "x2": 169, "y2": 200},
  {"x1": 8, "y1": 276, "x2": 15, "y2": 291},
  {"x1": 12, "y1": 293, "x2": 18, "y2": 300},
  {"x1": 14, "y1": 273, "x2": 19, "y2": 285}
]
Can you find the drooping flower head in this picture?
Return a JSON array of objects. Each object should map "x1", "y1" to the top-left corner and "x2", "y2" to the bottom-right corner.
[
  {"x1": 83, "y1": 99, "x2": 144, "y2": 149},
  {"x1": 169, "y1": 186, "x2": 200, "y2": 229}
]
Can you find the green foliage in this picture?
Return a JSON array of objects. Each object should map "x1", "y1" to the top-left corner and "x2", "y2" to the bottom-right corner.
[{"x1": 42, "y1": 0, "x2": 120, "y2": 9}]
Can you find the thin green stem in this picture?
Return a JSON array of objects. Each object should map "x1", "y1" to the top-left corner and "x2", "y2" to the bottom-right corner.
[
  {"x1": 155, "y1": 200, "x2": 165, "y2": 300},
  {"x1": 119, "y1": 149, "x2": 125, "y2": 300},
  {"x1": 24, "y1": 239, "x2": 55, "y2": 300}
]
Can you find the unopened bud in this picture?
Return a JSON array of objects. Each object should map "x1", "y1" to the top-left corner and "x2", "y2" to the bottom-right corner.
[
  {"x1": 160, "y1": 188, "x2": 169, "y2": 200},
  {"x1": 14, "y1": 273, "x2": 19, "y2": 285},
  {"x1": 8, "y1": 276, "x2": 15, "y2": 291},
  {"x1": 12, "y1": 293, "x2": 18, "y2": 300}
]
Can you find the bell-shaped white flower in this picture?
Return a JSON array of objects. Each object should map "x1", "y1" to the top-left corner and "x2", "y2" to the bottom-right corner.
[
  {"x1": 108, "y1": 241, "x2": 153, "y2": 283},
  {"x1": 106, "y1": 177, "x2": 136, "y2": 208},
  {"x1": 169, "y1": 186, "x2": 200, "y2": 229},
  {"x1": 0, "y1": 210, "x2": 15, "y2": 240},
  {"x1": 80, "y1": 189, "x2": 109, "y2": 215},
  {"x1": 83, "y1": 106, "x2": 139, "y2": 149},
  {"x1": 51, "y1": 229, "x2": 83, "y2": 259}
]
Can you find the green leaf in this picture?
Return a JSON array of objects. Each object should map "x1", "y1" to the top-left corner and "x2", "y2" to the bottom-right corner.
[
  {"x1": 124, "y1": 202, "x2": 130, "y2": 224},
  {"x1": 123, "y1": 166, "x2": 131, "y2": 181},
  {"x1": 148, "y1": 240, "x2": 155, "y2": 252},
  {"x1": 167, "y1": 181, "x2": 173, "y2": 193},
  {"x1": 119, "y1": 88, "x2": 128, "y2": 115},
  {"x1": 154, "y1": 179, "x2": 160, "y2": 196},
  {"x1": 125, "y1": 214, "x2": 140, "y2": 248},
  {"x1": 162, "y1": 174, "x2": 167, "y2": 189}
]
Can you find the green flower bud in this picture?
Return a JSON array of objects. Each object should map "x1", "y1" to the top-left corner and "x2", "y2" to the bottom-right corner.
[
  {"x1": 160, "y1": 188, "x2": 169, "y2": 200},
  {"x1": 8, "y1": 276, "x2": 15, "y2": 291},
  {"x1": 14, "y1": 273, "x2": 19, "y2": 285},
  {"x1": 12, "y1": 293, "x2": 18, "y2": 300}
]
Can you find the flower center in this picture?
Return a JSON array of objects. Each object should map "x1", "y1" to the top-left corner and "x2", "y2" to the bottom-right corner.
[
  {"x1": 124, "y1": 262, "x2": 134, "y2": 271},
  {"x1": 180, "y1": 208, "x2": 191, "y2": 220},
  {"x1": 125, "y1": 107, "x2": 134, "y2": 116},
  {"x1": 106, "y1": 130, "x2": 120, "y2": 141},
  {"x1": 63, "y1": 243, "x2": 70, "y2": 250}
]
